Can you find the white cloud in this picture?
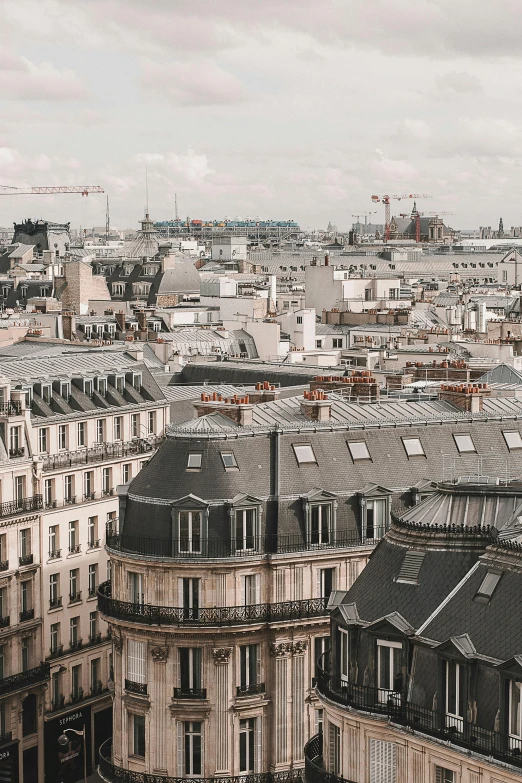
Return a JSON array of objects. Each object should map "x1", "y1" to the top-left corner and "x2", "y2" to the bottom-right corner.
[
  {"x1": 0, "y1": 53, "x2": 89, "y2": 101},
  {"x1": 138, "y1": 58, "x2": 246, "y2": 106}
]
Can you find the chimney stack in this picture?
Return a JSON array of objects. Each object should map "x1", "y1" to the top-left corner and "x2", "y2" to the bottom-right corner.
[
  {"x1": 194, "y1": 394, "x2": 255, "y2": 426},
  {"x1": 439, "y1": 383, "x2": 490, "y2": 413},
  {"x1": 300, "y1": 390, "x2": 332, "y2": 422}
]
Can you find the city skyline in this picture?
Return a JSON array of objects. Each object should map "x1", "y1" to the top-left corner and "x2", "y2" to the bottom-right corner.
[{"x1": 1, "y1": 1, "x2": 522, "y2": 230}]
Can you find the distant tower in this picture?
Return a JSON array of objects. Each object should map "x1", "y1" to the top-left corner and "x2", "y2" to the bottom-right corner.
[
  {"x1": 175, "y1": 193, "x2": 179, "y2": 222},
  {"x1": 499, "y1": 217, "x2": 504, "y2": 238}
]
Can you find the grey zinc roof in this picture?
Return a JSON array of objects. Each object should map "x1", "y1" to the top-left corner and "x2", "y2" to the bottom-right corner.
[
  {"x1": 0, "y1": 348, "x2": 154, "y2": 381},
  {"x1": 157, "y1": 257, "x2": 201, "y2": 294}
]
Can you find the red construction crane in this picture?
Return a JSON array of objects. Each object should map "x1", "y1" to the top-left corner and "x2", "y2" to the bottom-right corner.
[
  {"x1": 0, "y1": 185, "x2": 104, "y2": 196},
  {"x1": 371, "y1": 193, "x2": 431, "y2": 241}
]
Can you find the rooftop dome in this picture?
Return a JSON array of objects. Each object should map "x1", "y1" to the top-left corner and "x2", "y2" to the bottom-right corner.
[{"x1": 124, "y1": 213, "x2": 161, "y2": 259}]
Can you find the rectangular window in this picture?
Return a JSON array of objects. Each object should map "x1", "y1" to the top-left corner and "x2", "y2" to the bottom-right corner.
[
  {"x1": 220, "y1": 452, "x2": 237, "y2": 469},
  {"x1": 123, "y1": 463, "x2": 132, "y2": 484},
  {"x1": 187, "y1": 453, "x2": 202, "y2": 470},
  {"x1": 38, "y1": 428, "x2": 48, "y2": 454},
  {"x1": 148, "y1": 411, "x2": 155, "y2": 434},
  {"x1": 83, "y1": 471, "x2": 93, "y2": 500},
  {"x1": 234, "y1": 508, "x2": 256, "y2": 551},
  {"x1": 10, "y1": 426, "x2": 21, "y2": 453},
  {"x1": 127, "y1": 639, "x2": 146, "y2": 684},
  {"x1": 319, "y1": 568, "x2": 334, "y2": 599},
  {"x1": 510, "y1": 680, "x2": 522, "y2": 747},
  {"x1": 0, "y1": 587, "x2": 6, "y2": 621},
  {"x1": 0, "y1": 534, "x2": 6, "y2": 567},
  {"x1": 0, "y1": 647, "x2": 4, "y2": 680},
  {"x1": 88, "y1": 516, "x2": 98, "y2": 548},
  {"x1": 132, "y1": 714, "x2": 146, "y2": 758},
  {"x1": 453, "y1": 433, "x2": 476, "y2": 453},
  {"x1": 365, "y1": 498, "x2": 387, "y2": 540},
  {"x1": 77, "y1": 421, "x2": 86, "y2": 448},
  {"x1": 89, "y1": 611, "x2": 98, "y2": 641},
  {"x1": 50, "y1": 623, "x2": 60, "y2": 655},
  {"x1": 131, "y1": 414, "x2": 139, "y2": 439},
  {"x1": 68, "y1": 521, "x2": 79, "y2": 553},
  {"x1": 239, "y1": 644, "x2": 259, "y2": 690},
  {"x1": 21, "y1": 580, "x2": 30, "y2": 613},
  {"x1": 369, "y1": 738, "x2": 396, "y2": 783},
  {"x1": 310, "y1": 504, "x2": 330, "y2": 545},
  {"x1": 129, "y1": 572, "x2": 144, "y2": 604},
  {"x1": 70, "y1": 616, "x2": 79, "y2": 647},
  {"x1": 179, "y1": 511, "x2": 202, "y2": 554},
  {"x1": 184, "y1": 721, "x2": 202, "y2": 776},
  {"x1": 239, "y1": 718, "x2": 255, "y2": 773},
  {"x1": 44, "y1": 478, "x2": 54, "y2": 507},
  {"x1": 333, "y1": 338, "x2": 342, "y2": 348},
  {"x1": 64, "y1": 474, "x2": 74, "y2": 503},
  {"x1": 21, "y1": 637, "x2": 29, "y2": 672},
  {"x1": 114, "y1": 417, "x2": 122, "y2": 441},
  {"x1": 69, "y1": 568, "x2": 79, "y2": 601},
  {"x1": 96, "y1": 419, "x2": 105, "y2": 443},
  {"x1": 293, "y1": 444, "x2": 317, "y2": 464},
  {"x1": 71, "y1": 664, "x2": 82, "y2": 698},
  {"x1": 14, "y1": 475, "x2": 24, "y2": 502},
  {"x1": 181, "y1": 578, "x2": 200, "y2": 620},
  {"x1": 58, "y1": 424, "x2": 67, "y2": 450},
  {"x1": 20, "y1": 528, "x2": 31, "y2": 558},
  {"x1": 88, "y1": 564, "x2": 97, "y2": 596},
  {"x1": 102, "y1": 468, "x2": 112, "y2": 494},
  {"x1": 503, "y1": 430, "x2": 522, "y2": 451},
  {"x1": 377, "y1": 641, "x2": 402, "y2": 703},
  {"x1": 347, "y1": 441, "x2": 371, "y2": 461},
  {"x1": 243, "y1": 574, "x2": 260, "y2": 606},
  {"x1": 91, "y1": 657, "x2": 100, "y2": 693},
  {"x1": 445, "y1": 659, "x2": 464, "y2": 727},
  {"x1": 435, "y1": 768, "x2": 455, "y2": 783},
  {"x1": 49, "y1": 573, "x2": 60, "y2": 606},
  {"x1": 179, "y1": 648, "x2": 202, "y2": 691},
  {"x1": 402, "y1": 437, "x2": 425, "y2": 457},
  {"x1": 338, "y1": 629, "x2": 348, "y2": 682}
]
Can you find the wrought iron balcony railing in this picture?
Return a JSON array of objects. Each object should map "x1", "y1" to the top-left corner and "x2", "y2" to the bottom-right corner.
[
  {"x1": 20, "y1": 609, "x2": 34, "y2": 622},
  {"x1": 48, "y1": 549, "x2": 61, "y2": 560},
  {"x1": 236, "y1": 682, "x2": 266, "y2": 697},
  {"x1": 0, "y1": 561, "x2": 7, "y2": 572},
  {"x1": 70, "y1": 688, "x2": 84, "y2": 704},
  {"x1": 51, "y1": 695, "x2": 65, "y2": 711},
  {"x1": 42, "y1": 436, "x2": 163, "y2": 472},
  {"x1": 98, "y1": 582, "x2": 328, "y2": 627},
  {"x1": 0, "y1": 495, "x2": 42, "y2": 520},
  {"x1": 69, "y1": 639, "x2": 83, "y2": 652},
  {"x1": 0, "y1": 732, "x2": 12, "y2": 746},
  {"x1": 173, "y1": 687, "x2": 207, "y2": 699},
  {"x1": 9, "y1": 447, "x2": 25, "y2": 458},
  {"x1": 0, "y1": 617, "x2": 9, "y2": 629},
  {"x1": 315, "y1": 670, "x2": 522, "y2": 771},
  {"x1": 99, "y1": 739, "x2": 304, "y2": 783},
  {"x1": 105, "y1": 527, "x2": 388, "y2": 560},
  {"x1": 49, "y1": 597, "x2": 62, "y2": 609},
  {"x1": 125, "y1": 679, "x2": 147, "y2": 695},
  {"x1": 0, "y1": 401, "x2": 22, "y2": 416},
  {"x1": 48, "y1": 645, "x2": 64, "y2": 659},
  {"x1": 19, "y1": 554, "x2": 33, "y2": 566},
  {"x1": 0, "y1": 662, "x2": 50, "y2": 696},
  {"x1": 69, "y1": 592, "x2": 82, "y2": 604},
  {"x1": 305, "y1": 733, "x2": 355, "y2": 783}
]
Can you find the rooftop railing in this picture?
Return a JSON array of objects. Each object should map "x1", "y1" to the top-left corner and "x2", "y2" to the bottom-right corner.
[
  {"x1": 105, "y1": 527, "x2": 387, "y2": 560},
  {"x1": 42, "y1": 436, "x2": 163, "y2": 472},
  {"x1": 98, "y1": 581, "x2": 328, "y2": 627},
  {"x1": 316, "y1": 670, "x2": 522, "y2": 771},
  {"x1": 304, "y1": 733, "x2": 355, "y2": 783}
]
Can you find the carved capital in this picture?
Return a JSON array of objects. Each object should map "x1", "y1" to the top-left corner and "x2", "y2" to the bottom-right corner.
[
  {"x1": 212, "y1": 648, "x2": 232, "y2": 664},
  {"x1": 151, "y1": 646, "x2": 169, "y2": 663},
  {"x1": 113, "y1": 636, "x2": 123, "y2": 654},
  {"x1": 292, "y1": 640, "x2": 308, "y2": 655},
  {"x1": 270, "y1": 642, "x2": 292, "y2": 658}
]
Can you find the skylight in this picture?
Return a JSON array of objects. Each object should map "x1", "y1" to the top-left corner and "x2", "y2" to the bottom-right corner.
[
  {"x1": 396, "y1": 550, "x2": 425, "y2": 584},
  {"x1": 220, "y1": 452, "x2": 238, "y2": 469},
  {"x1": 293, "y1": 444, "x2": 317, "y2": 465},
  {"x1": 402, "y1": 437, "x2": 425, "y2": 457},
  {"x1": 474, "y1": 570, "x2": 502, "y2": 603},
  {"x1": 347, "y1": 441, "x2": 371, "y2": 461},
  {"x1": 453, "y1": 434, "x2": 476, "y2": 454},
  {"x1": 503, "y1": 431, "x2": 522, "y2": 451},
  {"x1": 187, "y1": 453, "x2": 202, "y2": 470}
]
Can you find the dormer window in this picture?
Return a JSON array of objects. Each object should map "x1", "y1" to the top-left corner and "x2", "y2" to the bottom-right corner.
[
  {"x1": 234, "y1": 508, "x2": 257, "y2": 552},
  {"x1": 60, "y1": 382, "x2": 70, "y2": 401},
  {"x1": 84, "y1": 325, "x2": 92, "y2": 338},
  {"x1": 179, "y1": 511, "x2": 202, "y2": 554},
  {"x1": 445, "y1": 659, "x2": 464, "y2": 730},
  {"x1": 377, "y1": 640, "x2": 402, "y2": 704},
  {"x1": 84, "y1": 379, "x2": 94, "y2": 398},
  {"x1": 115, "y1": 376, "x2": 125, "y2": 395},
  {"x1": 509, "y1": 680, "x2": 522, "y2": 750},
  {"x1": 132, "y1": 373, "x2": 142, "y2": 391},
  {"x1": 96, "y1": 377, "x2": 107, "y2": 397},
  {"x1": 41, "y1": 384, "x2": 52, "y2": 405},
  {"x1": 311, "y1": 504, "x2": 331, "y2": 545}
]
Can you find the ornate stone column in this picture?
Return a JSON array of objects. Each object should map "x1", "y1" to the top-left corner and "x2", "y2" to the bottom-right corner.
[
  {"x1": 291, "y1": 641, "x2": 307, "y2": 762},
  {"x1": 213, "y1": 648, "x2": 232, "y2": 774},
  {"x1": 150, "y1": 646, "x2": 169, "y2": 773},
  {"x1": 270, "y1": 642, "x2": 292, "y2": 766}
]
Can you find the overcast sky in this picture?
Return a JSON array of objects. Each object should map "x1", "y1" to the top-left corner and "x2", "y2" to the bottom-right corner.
[{"x1": 1, "y1": 0, "x2": 521, "y2": 232}]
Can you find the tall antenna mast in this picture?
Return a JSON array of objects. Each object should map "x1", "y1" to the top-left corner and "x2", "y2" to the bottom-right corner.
[
  {"x1": 175, "y1": 192, "x2": 179, "y2": 221},
  {"x1": 105, "y1": 195, "x2": 110, "y2": 244},
  {"x1": 145, "y1": 165, "x2": 149, "y2": 217}
]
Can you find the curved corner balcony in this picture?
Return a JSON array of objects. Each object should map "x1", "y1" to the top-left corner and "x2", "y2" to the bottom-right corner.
[
  {"x1": 99, "y1": 738, "x2": 303, "y2": 783},
  {"x1": 97, "y1": 581, "x2": 328, "y2": 628},
  {"x1": 304, "y1": 734, "x2": 354, "y2": 783}
]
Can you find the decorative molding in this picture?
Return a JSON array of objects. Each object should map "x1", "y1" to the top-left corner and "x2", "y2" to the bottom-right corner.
[
  {"x1": 150, "y1": 646, "x2": 169, "y2": 663},
  {"x1": 212, "y1": 648, "x2": 232, "y2": 664},
  {"x1": 270, "y1": 642, "x2": 292, "y2": 658},
  {"x1": 292, "y1": 640, "x2": 308, "y2": 655},
  {"x1": 113, "y1": 636, "x2": 123, "y2": 654}
]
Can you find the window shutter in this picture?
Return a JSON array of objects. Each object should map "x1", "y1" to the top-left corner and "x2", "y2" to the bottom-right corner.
[
  {"x1": 256, "y1": 644, "x2": 261, "y2": 684},
  {"x1": 194, "y1": 648, "x2": 202, "y2": 690},
  {"x1": 128, "y1": 640, "x2": 146, "y2": 684},
  {"x1": 328, "y1": 723, "x2": 336, "y2": 772},
  {"x1": 317, "y1": 569, "x2": 321, "y2": 599},
  {"x1": 255, "y1": 716, "x2": 262, "y2": 773},
  {"x1": 177, "y1": 721, "x2": 184, "y2": 777},
  {"x1": 255, "y1": 574, "x2": 260, "y2": 605},
  {"x1": 369, "y1": 738, "x2": 396, "y2": 783},
  {"x1": 241, "y1": 576, "x2": 245, "y2": 607},
  {"x1": 178, "y1": 578, "x2": 184, "y2": 608}
]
